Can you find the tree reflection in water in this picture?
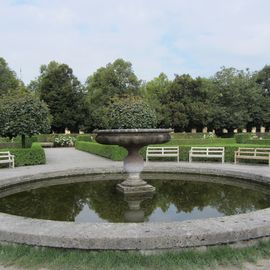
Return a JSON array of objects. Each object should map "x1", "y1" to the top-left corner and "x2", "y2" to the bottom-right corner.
[{"x1": 0, "y1": 176, "x2": 270, "y2": 223}]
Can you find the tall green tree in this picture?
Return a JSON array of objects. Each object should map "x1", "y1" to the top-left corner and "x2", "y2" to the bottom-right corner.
[
  {"x1": 0, "y1": 94, "x2": 51, "y2": 148},
  {"x1": 143, "y1": 73, "x2": 171, "y2": 128},
  {"x1": 256, "y1": 65, "x2": 270, "y2": 96},
  {"x1": 161, "y1": 74, "x2": 211, "y2": 131},
  {"x1": 254, "y1": 65, "x2": 270, "y2": 128},
  {"x1": 85, "y1": 59, "x2": 141, "y2": 130},
  {"x1": 208, "y1": 67, "x2": 264, "y2": 133},
  {"x1": 30, "y1": 61, "x2": 86, "y2": 132},
  {"x1": 0, "y1": 57, "x2": 22, "y2": 97}
]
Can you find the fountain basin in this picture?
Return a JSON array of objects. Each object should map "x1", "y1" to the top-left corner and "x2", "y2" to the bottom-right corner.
[{"x1": 1, "y1": 164, "x2": 270, "y2": 250}]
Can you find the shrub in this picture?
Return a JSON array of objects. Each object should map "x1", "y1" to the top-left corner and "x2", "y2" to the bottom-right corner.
[
  {"x1": 75, "y1": 141, "x2": 127, "y2": 160},
  {"x1": 54, "y1": 135, "x2": 76, "y2": 147},
  {"x1": 0, "y1": 136, "x2": 37, "y2": 148},
  {"x1": 234, "y1": 133, "x2": 251, "y2": 143},
  {"x1": 244, "y1": 139, "x2": 270, "y2": 145},
  {"x1": 101, "y1": 96, "x2": 157, "y2": 129},
  {"x1": 76, "y1": 134, "x2": 93, "y2": 142},
  {"x1": 76, "y1": 141, "x2": 270, "y2": 164},
  {"x1": 171, "y1": 133, "x2": 205, "y2": 139},
  {"x1": 2, "y1": 143, "x2": 46, "y2": 167}
]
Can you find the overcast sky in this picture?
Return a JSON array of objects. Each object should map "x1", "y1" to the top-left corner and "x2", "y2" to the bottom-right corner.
[{"x1": 1, "y1": 0, "x2": 270, "y2": 84}]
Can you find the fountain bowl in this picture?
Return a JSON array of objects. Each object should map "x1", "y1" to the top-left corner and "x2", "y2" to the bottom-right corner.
[{"x1": 95, "y1": 129, "x2": 173, "y2": 194}]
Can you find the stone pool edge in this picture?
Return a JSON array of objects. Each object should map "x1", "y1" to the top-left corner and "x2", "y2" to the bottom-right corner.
[{"x1": 1, "y1": 164, "x2": 270, "y2": 250}]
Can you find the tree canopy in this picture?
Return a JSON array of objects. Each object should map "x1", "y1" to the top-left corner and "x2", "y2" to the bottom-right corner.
[
  {"x1": 1, "y1": 57, "x2": 270, "y2": 134},
  {"x1": 30, "y1": 61, "x2": 86, "y2": 132},
  {"x1": 85, "y1": 58, "x2": 141, "y2": 130},
  {"x1": 0, "y1": 57, "x2": 23, "y2": 97},
  {"x1": 0, "y1": 94, "x2": 51, "y2": 147}
]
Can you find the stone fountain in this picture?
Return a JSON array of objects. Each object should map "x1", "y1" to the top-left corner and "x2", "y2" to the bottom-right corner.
[{"x1": 95, "y1": 129, "x2": 173, "y2": 194}]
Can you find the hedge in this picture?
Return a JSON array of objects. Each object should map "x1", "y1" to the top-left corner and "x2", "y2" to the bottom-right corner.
[
  {"x1": 0, "y1": 136, "x2": 37, "y2": 148},
  {"x1": 76, "y1": 134, "x2": 93, "y2": 142},
  {"x1": 75, "y1": 141, "x2": 270, "y2": 164},
  {"x1": 244, "y1": 139, "x2": 270, "y2": 145},
  {"x1": 235, "y1": 133, "x2": 270, "y2": 143},
  {"x1": 1, "y1": 143, "x2": 46, "y2": 167},
  {"x1": 165, "y1": 138, "x2": 235, "y2": 146},
  {"x1": 75, "y1": 141, "x2": 127, "y2": 161},
  {"x1": 234, "y1": 133, "x2": 251, "y2": 143}
]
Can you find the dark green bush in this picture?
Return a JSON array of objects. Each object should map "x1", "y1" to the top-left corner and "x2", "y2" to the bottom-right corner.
[
  {"x1": 0, "y1": 143, "x2": 21, "y2": 148},
  {"x1": 234, "y1": 133, "x2": 251, "y2": 143},
  {"x1": 244, "y1": 139, "x2": 270, "y2": 145},
  {"x1": 0, "y1": 135, "x2": 37, "y2": 148},
  {"x1": 76, "y1": 134, "x2": 93, "y2": 142},
  {"x1": 76, "y1": 141, "x2": 270, "y2": 164},
  {"x1": 75, "y1": 141, "x2": 127, "y2": 161},
  {"x1": 165, "y1": 138, "x2": 235, "y2": 145},
  {"x1": 2, "y1": 143, "x2": 46, "y2": 167},
  {"x1": 101, "y1": 96, "x2": 157, "y2": 129},
  {"x1": 171, "y1": 133, "x2": 209, "y2": 139}
]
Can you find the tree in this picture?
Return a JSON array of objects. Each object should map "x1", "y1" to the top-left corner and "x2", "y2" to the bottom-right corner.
[
  {"x1": 256, "y1": 65, "x2": 270, "y2": 96},
  {"x1": 160, "y1": 74, "x2": 211, "y2": 131},
  {"x1": 0, "y1": 94, "x2": 51, "y2": 148},
  {"x1": 0, "y1": 57, "x2": 22, "y2": 97},
  {"x1": 209, "y1": 67, "x2": 264, "y2": 133},
  {"x1": 143, "y1": 73, "x2": 171, "y2": 128},
  {"x1": 85, "y1": 59, "x2": 141, "y2": 130},
  {"x1": 30, "y1": 61, "x2": 86, "y2": 132},
  {"x1": 254, "y1": 66, "x2": 270, "y2": 128}
]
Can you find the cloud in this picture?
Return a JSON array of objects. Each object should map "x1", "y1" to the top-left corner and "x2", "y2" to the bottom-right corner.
[{"x1": 1, "y1": 0, "x2": 270, "y2": 84}]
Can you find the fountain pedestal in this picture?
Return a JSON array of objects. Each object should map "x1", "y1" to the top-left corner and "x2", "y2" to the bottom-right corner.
[{"x1": 95, "y1": 129, "x2": 172, "y2": 194}]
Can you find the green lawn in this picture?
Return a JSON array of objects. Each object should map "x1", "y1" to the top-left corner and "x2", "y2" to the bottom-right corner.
[{"x1": 1, "y1": 240, "x2": 270, "y2": 269}]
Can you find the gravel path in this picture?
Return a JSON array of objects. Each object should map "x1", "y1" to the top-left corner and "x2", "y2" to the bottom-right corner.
[{"x1": 1, "y1": 147, "x2": 270, "y2": 269}]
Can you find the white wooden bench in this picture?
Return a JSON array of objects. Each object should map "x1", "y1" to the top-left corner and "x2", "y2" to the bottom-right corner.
[
  {"x1": 189, "y1": 147, "x2": 225, "y2": 163},
  {"x1": 0, "y1": 151, "x2": 15, "y2": 168},
  {"x1": 234, "y1": 148, "x2": 270, "y2": 166},
  {"x1": 146, "y1": 146, "x2": 179, "y2": 162}
]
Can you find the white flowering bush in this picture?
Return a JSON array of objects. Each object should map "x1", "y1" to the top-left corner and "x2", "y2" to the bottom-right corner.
[
  {"x1": 54, "y1": 135, "x2": 76, "y2": 147},
  {"x1": 203, "y1": 132, "x2": 216, "y2": 139}
]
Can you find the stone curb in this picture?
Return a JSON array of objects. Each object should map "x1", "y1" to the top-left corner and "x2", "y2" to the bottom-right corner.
[{"x1": 1, "y1": 165, "x2": 270, "y2": 250}]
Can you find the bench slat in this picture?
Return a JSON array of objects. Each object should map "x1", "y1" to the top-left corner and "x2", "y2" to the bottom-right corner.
[
  {"x1": 234, "y1": 148, "x2": 270, "y2": 166},
  {"x1": 189, "y1": 147, "x2": 224, "y2": 163},
  {"x1": 0, "y1": 151, "x2": 15, "y2": 168},
  {"x1": 146, "y1": 146, "x2": 179, "y2": 162}
]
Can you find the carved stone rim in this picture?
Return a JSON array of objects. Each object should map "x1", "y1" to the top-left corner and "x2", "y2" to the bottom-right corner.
[{"x1": 94, "y1": 129, "x2": 174, "y2": 134}]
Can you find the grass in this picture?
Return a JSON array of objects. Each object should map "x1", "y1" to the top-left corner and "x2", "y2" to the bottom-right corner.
[{"x1": 1, "y1": 240, "x2": 270, "y2": 269}]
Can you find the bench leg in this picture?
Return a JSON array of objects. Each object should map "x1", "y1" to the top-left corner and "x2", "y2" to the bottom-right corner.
[{"x1": 189, "y1": 155, "x2": 192, "y2": 163}]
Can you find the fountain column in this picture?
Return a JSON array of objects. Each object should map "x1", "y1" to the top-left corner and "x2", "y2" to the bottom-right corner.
[{"x1": 95, "y1": 129, "x2": 173, "y2": 194}]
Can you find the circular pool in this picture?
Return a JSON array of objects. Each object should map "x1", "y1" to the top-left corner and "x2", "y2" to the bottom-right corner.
[{"x1": 1, "y1": 165, "x2": 270, "y2": 250}]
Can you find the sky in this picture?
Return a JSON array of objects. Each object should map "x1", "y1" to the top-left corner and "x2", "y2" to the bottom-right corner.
[{"x1": 1, "y1": 0, "x2": 270, "y2": 84}]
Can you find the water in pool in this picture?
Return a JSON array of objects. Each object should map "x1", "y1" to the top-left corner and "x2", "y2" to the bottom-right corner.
[{"x1": 0, "y1": 173, "x2": 270, "y2": 223}]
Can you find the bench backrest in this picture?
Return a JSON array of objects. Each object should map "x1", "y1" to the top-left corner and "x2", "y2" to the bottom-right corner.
[
  {"x1": 147, "y1": 146, "x2": 179, "y2": 155},
  {"x1": 190, "y1": 147, "x2": 224, "y2": 155},
  {"x1": 0, "y1": 151, "x2": 12, "y2": 159},
  {"x1": 237, "y1": 148, "x2": 270, "y2": 156}
]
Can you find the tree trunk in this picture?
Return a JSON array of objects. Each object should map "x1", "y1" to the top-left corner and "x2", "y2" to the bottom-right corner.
[{"x1": 21, "y1": 135, "x2": 26, "y2": 148}]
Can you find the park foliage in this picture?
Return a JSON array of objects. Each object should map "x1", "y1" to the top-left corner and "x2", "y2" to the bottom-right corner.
[{"x1": 1, "y1": 57, "x2": 270, "y2": 135}]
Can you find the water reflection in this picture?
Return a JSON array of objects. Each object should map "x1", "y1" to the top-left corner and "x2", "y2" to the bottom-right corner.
[{"x1": 0, "y1": 174, "x2": 270, "y2": 223}]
